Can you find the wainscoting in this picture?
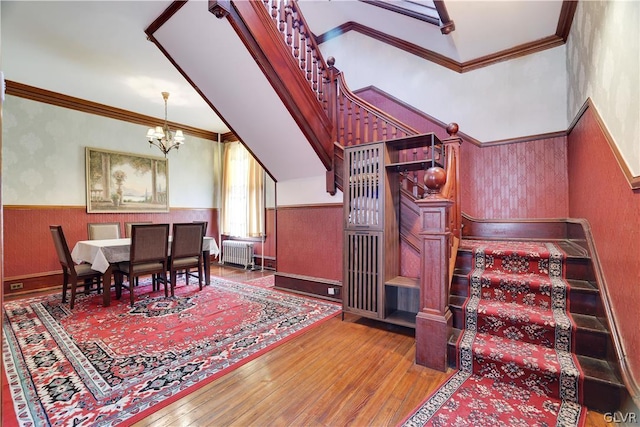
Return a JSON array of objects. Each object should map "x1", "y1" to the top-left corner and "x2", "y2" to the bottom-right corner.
[{"x1": 3, "y1": 205, "x2": 218, "y2": 294}]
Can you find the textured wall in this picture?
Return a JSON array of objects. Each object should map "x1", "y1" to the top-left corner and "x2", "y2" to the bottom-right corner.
[
  {"x1": 5, "y1": 206, "x2": 218, "y2": 278},
  {"x1": 567, "y1": 0, "x2": 640, "y2": 176},
  {"x1": 276, "y1": 205, "x2": 342, "y2": 281},
  {"x1": 2, "y1": 95, "x2": 220, "y2": 208},
  {"x1": 567, "y1": 106, "x2": 640, "y2": 387},
  {"x1": 460, "y1": 138, "x2": 568, "y2": 219}
]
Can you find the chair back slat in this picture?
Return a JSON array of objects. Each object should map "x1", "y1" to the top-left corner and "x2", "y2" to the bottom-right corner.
[
  {"x1": 88, "y1": 222, "x2": 121, "y2": 240},
  {"x1": 125, "y1": 221, "x2": 153, "y2": 238},
  {"x1": 49, "y1": 225, "x2": 73, "y2": 269},
  {"x1": 172, "y1": 223, "x2": 205, "y2": 259},
  {"x1": 130, "y1": 223, "x2": 169, "y2": 263}
]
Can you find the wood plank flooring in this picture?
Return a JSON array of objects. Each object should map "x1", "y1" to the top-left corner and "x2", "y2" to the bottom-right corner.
[
  {"x1": 133, "y1": 266, "x2": 613, "y2": 427},
  {"x1": 5, "y1": 266, "x2": 614, "y2": 426}
]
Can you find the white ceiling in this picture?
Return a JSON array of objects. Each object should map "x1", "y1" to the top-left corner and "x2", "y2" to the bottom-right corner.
[{"x1": 0, "y1": 0, "x2": 565, "y2": 135}]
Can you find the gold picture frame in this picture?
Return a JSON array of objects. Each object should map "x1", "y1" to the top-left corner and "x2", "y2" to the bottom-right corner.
[{"x1": 86, "y1": 147, "x2": 169, "y2": 213}]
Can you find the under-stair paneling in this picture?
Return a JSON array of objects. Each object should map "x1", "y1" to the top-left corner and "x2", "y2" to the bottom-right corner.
[
  {"x1": 400, "y1": 243, "x2": 420, "y2": 278},
  {"x1": 3, "y1": 206, "x2": 217, "y2": 289},
  {"x1": 276, "y1": 204, "x2": 342, "y2": 282},
  {"x1": 567, "y1": 105, "x2": 640, "y2": 387},
  {"x1": 355, "y1": 87, "x2": 569, "y2": 219}
]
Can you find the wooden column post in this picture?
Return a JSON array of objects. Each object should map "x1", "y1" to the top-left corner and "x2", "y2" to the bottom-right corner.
[
  {"x1": 325, "y1": 56, "x2": 338, "y2": 196},
  {"x1": 415, "y1": 168, "x2": 453, "y2": 371}
]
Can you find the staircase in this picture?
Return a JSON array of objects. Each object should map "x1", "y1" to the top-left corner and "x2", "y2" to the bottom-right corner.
[
  {"x1": 448, "y1": 216, "x2": 628, "y2": 413},
  {"x1": 148, "y1": 1, "x2": 631, "y2": 414}
]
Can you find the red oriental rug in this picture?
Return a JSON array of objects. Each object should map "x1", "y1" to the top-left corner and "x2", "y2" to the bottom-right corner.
[
  {"x1": 2, "y1": 276, "x2": 341, "y2": 426},
  {"x1": 401, "y1": 240, "x2": 587, "y2": 427}
]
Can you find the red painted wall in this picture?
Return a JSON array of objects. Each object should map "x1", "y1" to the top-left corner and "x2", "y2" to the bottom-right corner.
[
  {"x1": 276, "y1": 205, "x2": 342, "y2": 281},
  {"x1": 4, "y1": 206, "x2": 218, "y2": 279},
  {"x1": 567, "y1": 107, "x2": 640, "y2": 386}
]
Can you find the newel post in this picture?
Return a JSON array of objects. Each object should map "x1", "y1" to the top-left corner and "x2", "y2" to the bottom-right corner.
[
  {"x1": 415, "y1": 167, "x2": 453, "y2": 371},
  {"x1": 325, "y1": 56, "x2": 339, "y2": 195}
]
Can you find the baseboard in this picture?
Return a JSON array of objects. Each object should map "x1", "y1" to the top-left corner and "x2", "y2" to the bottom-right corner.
[
  {"x1": 4, "y1": 271, "x2": 63, "y2": 295},
  {"x1": 274, "y1": 272, "x2": 342, "y2": 303}
]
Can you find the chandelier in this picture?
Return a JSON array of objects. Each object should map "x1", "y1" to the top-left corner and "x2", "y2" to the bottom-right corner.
[{"x1": 146, "y1": 91, "x2": 185, "y2": 156}]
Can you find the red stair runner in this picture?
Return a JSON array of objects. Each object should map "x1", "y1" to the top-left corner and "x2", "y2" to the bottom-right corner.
[{"x1": 401, "y1": 240, "x2": 587, "y2": 426}]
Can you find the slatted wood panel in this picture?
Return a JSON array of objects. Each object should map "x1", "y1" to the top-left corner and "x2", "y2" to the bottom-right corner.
[
  {"x1": 344, "y1": 231, "x2": 382, "y2": 317},
  {"x1": 345, "y1": 143, "x2": 382, "y2": 228}
]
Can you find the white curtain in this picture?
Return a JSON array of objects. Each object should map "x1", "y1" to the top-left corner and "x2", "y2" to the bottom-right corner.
[{"x1": 221, "y1": 141, "x2": 264, "y2": 238}]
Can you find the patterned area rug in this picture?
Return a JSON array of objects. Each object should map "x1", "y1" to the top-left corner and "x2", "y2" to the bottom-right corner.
[
  {"x1": 401, "y1": 240, "x2": 587, "y2": 426},
  {"x1": 3, "y1": 277, "x2": 340, "y2": 426}
]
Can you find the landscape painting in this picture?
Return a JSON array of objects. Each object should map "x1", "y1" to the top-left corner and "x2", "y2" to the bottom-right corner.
[{"x1": 86, "y1": 147, "x2": 169, "y2": 213}]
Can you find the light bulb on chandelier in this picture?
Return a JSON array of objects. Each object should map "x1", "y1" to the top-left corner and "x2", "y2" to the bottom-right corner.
[{"x1": 146, "y1": 91, "x2": 185, "y2": 157}]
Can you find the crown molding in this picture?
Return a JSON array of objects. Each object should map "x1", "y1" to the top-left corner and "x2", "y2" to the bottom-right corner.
[
  {"x1": 315, "y1": 1, "x2": 577, "y2": 73},
  {"x1": 5, "y1": 80, "x2": 219, "y2": 141}
]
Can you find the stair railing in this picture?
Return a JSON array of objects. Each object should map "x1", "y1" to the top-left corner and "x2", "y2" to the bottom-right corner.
[
  {"x1": 261, "y1": 0, "x2": 331, "y2": 111},
  {"x1": 247, "y1": 0, "x2": 463, "y2": 371},
  {"x1": 258, "y1": 0, "x2": 418, "y2": 145}
]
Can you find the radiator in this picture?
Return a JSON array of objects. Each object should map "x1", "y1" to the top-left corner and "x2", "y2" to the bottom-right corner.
[{"x1": 221, "y1": 240, "x2": 255, "y2": 269}]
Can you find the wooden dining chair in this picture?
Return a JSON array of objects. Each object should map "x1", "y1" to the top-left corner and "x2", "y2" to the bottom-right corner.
[
  {"x1": 87, "y1": 222, "x2": 121, "y2": 240},
  {"x1": 124, "y1": 221, "x2": 153, "y2": 238},
  {"x1": 50, "y1": 225, "x2": 103, "y2": 309},
  {"x1": 187, "y1": 221, "x2": 208, "y2": 281},
  {"x1": 169, "y1": 222, "x2": 205, "y2": 296},
  {"x1": 192, "y1": 221, "x2": 208, "y2": 236},
  {"x1": 115, "y1": 223, "x2": 170, "y2": 307}
]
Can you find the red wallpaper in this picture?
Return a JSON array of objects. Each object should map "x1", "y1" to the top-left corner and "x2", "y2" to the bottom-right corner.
[
  {"x1": 460, "y1": 138, "x2": 569, "y2": 219},
  {"x1": 567, "y1": 107, "x2": 640, "y2": 385},
  {"x1": 276, "y1": 205, "x2": 342, "y2": 281},
  {"x1": 4, "y1": 207, "x2": 218, "y2": 278}
]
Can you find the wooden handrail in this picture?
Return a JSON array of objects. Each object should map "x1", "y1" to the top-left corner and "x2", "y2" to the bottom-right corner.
[
  {"x1": 333, "y1": 71, "x2": 420, "y2": 146},
  {"x1": 243, "y1": 0, "x2": 464, "y2": 372}
]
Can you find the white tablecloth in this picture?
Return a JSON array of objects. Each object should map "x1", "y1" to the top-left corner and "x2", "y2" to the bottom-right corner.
[{"x1": 71, "y1": 237, "x2": 219, "y2": 273}]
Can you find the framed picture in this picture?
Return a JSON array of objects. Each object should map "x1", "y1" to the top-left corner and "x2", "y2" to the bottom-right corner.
[{"x1": 86, "y1": 147, "x2": 169, "y2": 213}]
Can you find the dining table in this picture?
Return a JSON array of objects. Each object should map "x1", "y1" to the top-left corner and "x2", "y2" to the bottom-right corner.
[{"x1": 71, "y1": 236, "x2": 220, "y2": 307}]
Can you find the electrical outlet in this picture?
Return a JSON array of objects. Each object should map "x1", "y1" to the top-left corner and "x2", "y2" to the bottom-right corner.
[
  {"x1": 10, "y1": 282, "x2": 23, "y2": 290},
  {"x1": 328, "y1": 287, "x2": 335, "y2": 295}
]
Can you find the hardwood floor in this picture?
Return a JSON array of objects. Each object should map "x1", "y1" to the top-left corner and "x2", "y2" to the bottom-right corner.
[
  {"x1": 4, "y1": 266, "x2": 614, "y2": 426},
  {"x1": 134, "y1": 267, "x2": 613, "y2": 427}
]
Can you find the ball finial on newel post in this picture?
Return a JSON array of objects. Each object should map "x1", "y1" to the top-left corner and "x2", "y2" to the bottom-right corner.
[
  {"x1": 424, "y1": 166, "x2": 447, "y2": 197},
  {"x1": 446, "y1": 122, "x2": 459, "y2": 137},
  {"x1": 327, "y1": 56, "x2": 336, "y2": 67}
]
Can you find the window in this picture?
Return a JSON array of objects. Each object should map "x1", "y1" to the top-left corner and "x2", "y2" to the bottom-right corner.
[{"x1": 221, "y1": 142, "x2": 265, "y2": 238}]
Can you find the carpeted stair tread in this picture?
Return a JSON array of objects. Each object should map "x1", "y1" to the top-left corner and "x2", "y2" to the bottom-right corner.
[
  {"x1": 458, "y1": 330, "x2": 581, "y2": 402},
  {"x1": 460, "y1": 331, "x2": 577, "y2": 376},
  {"x1": 450, "y1": 328, "x2": 622, "y2": 385},
  {"x1": 470, "y1": 270, "x2": 557, "y2": 307},
  {"x1": 471, "y1": 298, "x2": 573, "y2": 349},
  {"x1": 450, "y1": 305, "x2": 610, "y2": 360}
]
